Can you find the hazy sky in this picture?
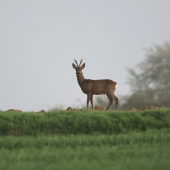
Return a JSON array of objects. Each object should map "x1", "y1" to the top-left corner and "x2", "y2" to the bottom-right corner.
[{"x1": 0, "y1": 0, "x2": 170, "y2": 111}]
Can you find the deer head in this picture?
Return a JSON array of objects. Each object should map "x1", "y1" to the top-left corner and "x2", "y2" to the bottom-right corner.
[{"x1": 72, "y1": 59, "x2": 85, "y2": 76}]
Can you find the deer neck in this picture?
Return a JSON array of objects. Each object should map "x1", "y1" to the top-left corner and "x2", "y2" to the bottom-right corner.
[{"x1": 77, "y1": 73, "x2": 85, "y2": 86}]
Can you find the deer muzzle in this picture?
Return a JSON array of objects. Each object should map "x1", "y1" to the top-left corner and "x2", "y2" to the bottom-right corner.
[{"x1": 77, "y1": 72, "x2": 80, "y2": 75}]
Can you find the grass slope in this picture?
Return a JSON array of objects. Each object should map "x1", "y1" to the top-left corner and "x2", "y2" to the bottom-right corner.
[{"x1": 0, "y1": 109, "x2": 170, "y2": 135}]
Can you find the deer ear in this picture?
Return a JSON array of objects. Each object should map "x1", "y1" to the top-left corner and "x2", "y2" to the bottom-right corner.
[
  {"x1": 81, "y1": 63, "x2": 85, "y2": 69},
  {"x1": 72, "y1": 63, "x2": 77, "y2": 69}
]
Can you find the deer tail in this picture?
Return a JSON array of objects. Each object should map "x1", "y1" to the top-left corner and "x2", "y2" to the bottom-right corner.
[{"x1": 115, "y1": 83, "x2": 118, "y2": 89}]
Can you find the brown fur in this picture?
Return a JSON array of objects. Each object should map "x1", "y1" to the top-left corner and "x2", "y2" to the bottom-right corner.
[{"x1": 72, "y1": 59, "x2": 118, "y2": 110}]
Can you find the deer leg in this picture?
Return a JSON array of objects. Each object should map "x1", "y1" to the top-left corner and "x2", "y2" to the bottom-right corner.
[
  {"x1": 106, "y1": 95, "x2": 113, "y2": 110},
  {"x1": 112, "y1": 95, "x2": 118, "y2": 110},
  {"x1": 90, "y1": 94, "x2": 93, "y2": 109},
  {"x1": 87, "y1": 94, "x2": 91, "y2": 109}
]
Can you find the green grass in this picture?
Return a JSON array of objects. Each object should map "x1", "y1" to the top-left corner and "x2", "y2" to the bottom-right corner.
[
  {"x1": 0, "y1": 109, "x2": 170, "y2": 170},
  {"x1": 0, "y1": 129, "x2": 170, "y2": 170},
  {"x1": 0, "y1": 109, "x2": 170, "y2": 135},
  {"x1": 0, "y1": 128, "x2": 170, "y2": 149}
]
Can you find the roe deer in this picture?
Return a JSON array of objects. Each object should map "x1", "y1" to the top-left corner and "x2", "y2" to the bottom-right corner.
[{"x1": 72, "y1": 59, "x2": 118, "y2": 110}]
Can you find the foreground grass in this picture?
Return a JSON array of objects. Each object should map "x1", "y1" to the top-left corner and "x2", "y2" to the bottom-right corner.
[
  {"x1": 0, "y1": 110, "x2": 170, "y2": 169},
  {"x1": 0, "y1": 128, "x2": 170, "y2": 149},
  {"x1": 0, "y1": 109, "x2": 170, "y2": 135},
  {"x1": 0, "y1": 129, "x2": 170, "y2": 170}
]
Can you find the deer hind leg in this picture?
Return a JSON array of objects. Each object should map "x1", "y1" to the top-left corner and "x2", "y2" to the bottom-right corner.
[
  {"x1": 112, "y1": 94, "x2": 118, "y2": 110},
  {"x1": 106, "y1": 95, "x2": 113, "y2": 110}
]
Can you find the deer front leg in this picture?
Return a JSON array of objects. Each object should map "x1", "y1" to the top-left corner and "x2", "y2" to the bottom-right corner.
[
  {"x1": 87, "y1": 94, "x2": 90, "y2": 109},
  {"x1": 87, "y1": 93, "x2": 92, "y2": 109},
  {"x1": 91, "y1": 94, "x2": 93, "y2": 109}
]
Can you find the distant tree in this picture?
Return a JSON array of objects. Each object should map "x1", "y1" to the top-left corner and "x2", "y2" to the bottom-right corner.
[
  {"x1": 95, "y1": 41, "x2": 170, "y2": 110},
  {"x1": 122, "y1": 41, "x2": 170, "y2": 109}
]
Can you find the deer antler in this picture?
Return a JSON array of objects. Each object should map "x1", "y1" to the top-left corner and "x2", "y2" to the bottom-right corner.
[
  {"x1": 79, "y1": 58, "x2": 83, "y2": 67},
  {"x1": 74, "y1": 59, "x2": 78, "y2": 67}
]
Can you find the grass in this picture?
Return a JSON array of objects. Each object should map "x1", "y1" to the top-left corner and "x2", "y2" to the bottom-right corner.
[
  {"x1": 0, "y1": 109, "x2": 170, "y2": 135},
  {"x1": 0, "y1": 129, "x2": 170, "y2": 170},
  {"x1": 0, "y1": 109, "x2": 170, "y2": 170},
  {"x1": 0, "y1": 128, "x2": 170, "y2": 149}
]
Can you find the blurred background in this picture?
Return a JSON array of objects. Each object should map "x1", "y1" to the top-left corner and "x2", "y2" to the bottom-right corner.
[{"x1": 0, "y1": 0, "x2": 170, "y2": 111}]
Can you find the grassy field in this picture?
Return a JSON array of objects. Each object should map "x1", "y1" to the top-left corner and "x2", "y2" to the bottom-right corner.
[
  {"x1": 0, "y1": 109, "x2": 170, "y2": 170},
  {"x1": 0, "y1": 109, "x2": 170, "y2": 135}
]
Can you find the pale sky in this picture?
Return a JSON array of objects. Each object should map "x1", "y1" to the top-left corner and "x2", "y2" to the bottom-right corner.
[{"x1": 0, "y1": 0, "x2": 170, "y2": 111}]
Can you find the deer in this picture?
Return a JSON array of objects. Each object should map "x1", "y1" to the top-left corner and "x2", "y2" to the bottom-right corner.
[{"x1": 72, "y1": 59, "x2": 118, "y2": 110}]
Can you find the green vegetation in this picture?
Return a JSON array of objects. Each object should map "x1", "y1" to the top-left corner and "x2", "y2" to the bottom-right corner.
[
  {"x1": 0, "y1": 109, "x2": 170, "y2": 170},
  {"x1": 0, "y1": 109, "x2": 170, "y2": 135},
  {"x1": 0, "y1": 129, "x2": 170, "y2": 170}
]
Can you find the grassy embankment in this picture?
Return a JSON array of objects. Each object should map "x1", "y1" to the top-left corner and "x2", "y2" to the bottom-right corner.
[{"x1": 0, "y1": 109, "x2": 170, "y2": 170}]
